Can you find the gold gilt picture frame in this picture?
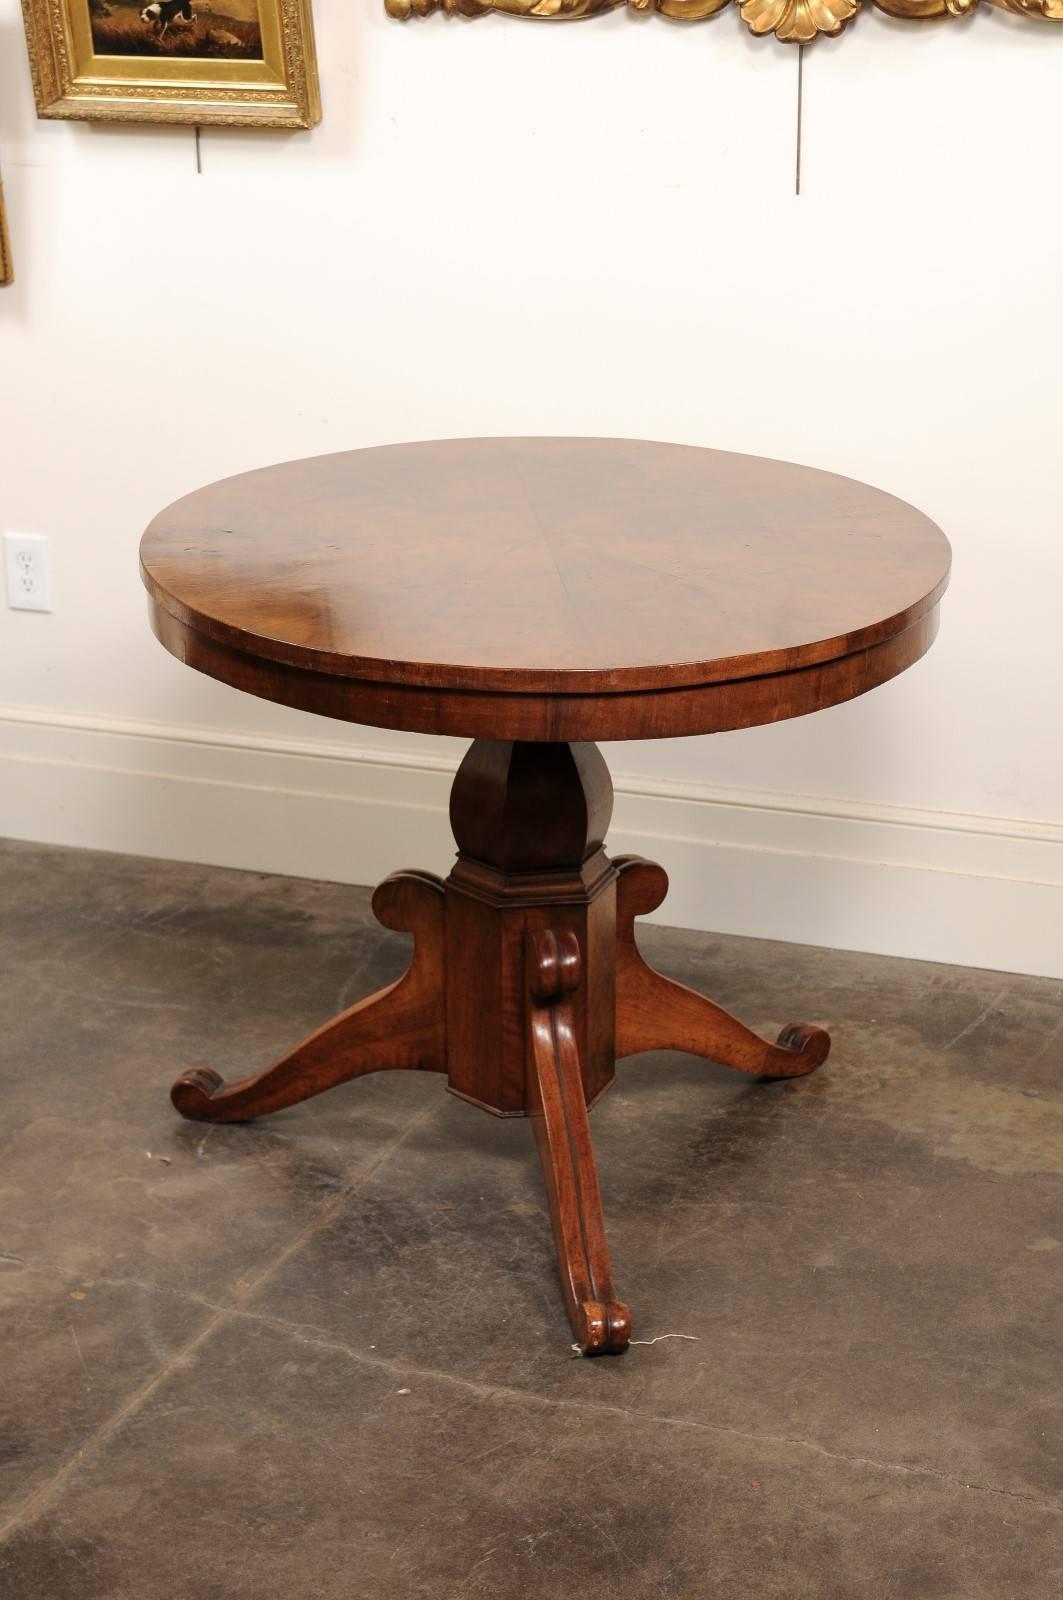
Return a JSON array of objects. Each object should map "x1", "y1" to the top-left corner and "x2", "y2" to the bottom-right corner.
[
  {"x1": 0, "y1": 180, "x2": 13, "y2": 286},
  {"x1": 21, "y1": 0, "x2": 319, "y2": 127},
  {"x1": 387, "y1": 0, "x2": 1061, "y2": 46}
]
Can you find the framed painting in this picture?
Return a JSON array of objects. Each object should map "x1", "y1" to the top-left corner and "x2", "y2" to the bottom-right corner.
[
  {"x1": 0, "y1": 179, "x2": 12, "y2": 286},
  {"x1": 21, "y1": 0, "x2": 320, "y2": 127}
]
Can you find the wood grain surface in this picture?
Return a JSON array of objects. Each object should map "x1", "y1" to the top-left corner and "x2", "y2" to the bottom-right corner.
[{"x1": 140, "y1": 438, "x2": 950, "y2": 742}]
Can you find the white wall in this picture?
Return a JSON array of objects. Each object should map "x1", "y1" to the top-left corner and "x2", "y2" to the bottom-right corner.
[{"x1": 2, "y1": 2, "x2": 1062, "y2": 976}]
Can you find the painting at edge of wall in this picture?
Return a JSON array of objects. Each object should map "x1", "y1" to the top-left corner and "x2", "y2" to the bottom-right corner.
[
  {"x1": 20, "y1": 0, "x2": 320, "y2": 128},
  {"x1": 0, "y1": 179, "x2": 12, "y2": 286}
]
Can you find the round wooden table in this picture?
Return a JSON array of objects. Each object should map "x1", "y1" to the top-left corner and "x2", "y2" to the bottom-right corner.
[{"x1": 140, "y1": 437, "x2": 951, "y2": 1355}]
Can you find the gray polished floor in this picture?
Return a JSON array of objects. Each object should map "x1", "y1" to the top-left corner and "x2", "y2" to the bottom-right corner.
[{"x1": 1, "y1": 838, "x2": 1061, "y2": 1598}]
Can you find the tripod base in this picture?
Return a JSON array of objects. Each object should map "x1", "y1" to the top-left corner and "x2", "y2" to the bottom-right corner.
[{"x1": 171, "y1": 741, "x2": 829, "y2": 1354}]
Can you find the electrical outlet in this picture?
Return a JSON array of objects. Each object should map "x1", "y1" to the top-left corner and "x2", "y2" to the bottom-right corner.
[{"x1": 4, "y1": 533, "x2": 52, "y2": 612}]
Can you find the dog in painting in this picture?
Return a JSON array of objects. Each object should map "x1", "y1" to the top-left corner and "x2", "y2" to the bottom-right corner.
[{"x1": 140, "y1": 0, "x2": 195, "y2": 37}]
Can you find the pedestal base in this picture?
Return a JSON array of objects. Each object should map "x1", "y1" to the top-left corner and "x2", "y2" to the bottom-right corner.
[{"x1": 171, "y1": 741, "x2": 830, "y2": 1354}]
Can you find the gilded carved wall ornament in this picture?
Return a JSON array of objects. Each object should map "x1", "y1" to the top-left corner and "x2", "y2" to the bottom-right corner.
[{"x1": 387, "y1": 0, "x2": 1061, "y2": 42}]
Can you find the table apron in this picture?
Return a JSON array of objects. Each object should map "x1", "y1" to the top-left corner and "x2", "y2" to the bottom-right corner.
[{"x1": 148, "y1": 603, "x2": 940, "y2": 743}]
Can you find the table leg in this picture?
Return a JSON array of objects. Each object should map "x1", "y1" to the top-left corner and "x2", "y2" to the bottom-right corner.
[
  {"x1": 614, "y1": 855, "x2": 831, "y2": 1077},
  {"x1": 170, "y1": 871, "x2": 447, "y2": 1121},
  {"x1": 526, "y1": 927, "x2": 631, "y2": 1355}
]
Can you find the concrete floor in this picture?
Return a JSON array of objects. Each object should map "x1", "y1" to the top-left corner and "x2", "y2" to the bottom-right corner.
[{"x1": 1, "y1": 838, "x2": 1061, "y2": 1598}]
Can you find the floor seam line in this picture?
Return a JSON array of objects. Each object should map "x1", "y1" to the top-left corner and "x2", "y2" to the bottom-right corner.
[
  {"x1": 217, "y1": 1305, "x2": 1063, "y2": 1518},
  {"x1": 0, "y1": 1099, "x2": 439, "y2": 1546}
]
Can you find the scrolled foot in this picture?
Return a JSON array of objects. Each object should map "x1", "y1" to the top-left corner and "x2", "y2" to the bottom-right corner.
[
  {"x1": 171, "y1": 1067, "x2": 228, "y2": 1121},
  {"x1": 770, "y1": 1022, "x2": 831, "y2": 1078},
  {"x1": 576, "y1": 1297, "x2": 632, "y2": 1356}
]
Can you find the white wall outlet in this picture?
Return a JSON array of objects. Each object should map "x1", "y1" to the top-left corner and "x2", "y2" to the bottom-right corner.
[{"x1": 4, "y1": 532, "x2": 52, "y2": 612}]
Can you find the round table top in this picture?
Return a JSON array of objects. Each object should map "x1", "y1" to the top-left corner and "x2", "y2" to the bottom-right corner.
[{"x1": 140, "y1": 437, "x2": 950, "y2": 743}]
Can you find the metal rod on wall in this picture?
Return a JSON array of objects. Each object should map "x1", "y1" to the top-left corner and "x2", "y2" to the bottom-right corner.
[{"x1": 795, "y1": 44, "x2": 805, "y2": 197}]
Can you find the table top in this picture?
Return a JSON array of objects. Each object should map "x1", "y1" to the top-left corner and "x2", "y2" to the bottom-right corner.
[{"x1": 140, "y1": 438, "x2": 951, "y2": 743}]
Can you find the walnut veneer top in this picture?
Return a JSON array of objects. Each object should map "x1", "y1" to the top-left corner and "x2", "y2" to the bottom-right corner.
[{"x1": 140, "y1": 437, "x2": 950, "y2": 742}]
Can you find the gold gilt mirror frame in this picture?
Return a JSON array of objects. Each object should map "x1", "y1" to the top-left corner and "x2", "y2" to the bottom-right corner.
[{"x1": 387, "y1": 0, "x2": 1061, "y2": 46}]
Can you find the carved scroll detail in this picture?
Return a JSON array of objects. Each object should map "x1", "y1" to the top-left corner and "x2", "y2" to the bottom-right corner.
[
  {"x1": 386, "y1": 0, "x2": 1061, "y2": 42},
  {"x1": 741, "y1": 0, "x2": 858, "y2": 39}
]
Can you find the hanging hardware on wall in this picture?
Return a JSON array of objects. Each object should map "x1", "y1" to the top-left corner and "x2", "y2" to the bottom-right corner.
[
  {"x1": 194, "y1": 126, "x2": 202, "y2": 175},
  {"x1": 795, "y1": 45, "x2": 804, "y2": 198},
  {"x1": 386, "y1": 0, "x2": 1062, "y2": 46}
]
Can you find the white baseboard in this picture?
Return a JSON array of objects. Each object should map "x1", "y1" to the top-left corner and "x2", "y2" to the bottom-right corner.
[{"x1": 2, "y1": 706, "x2": 1062, "y2": 979}]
